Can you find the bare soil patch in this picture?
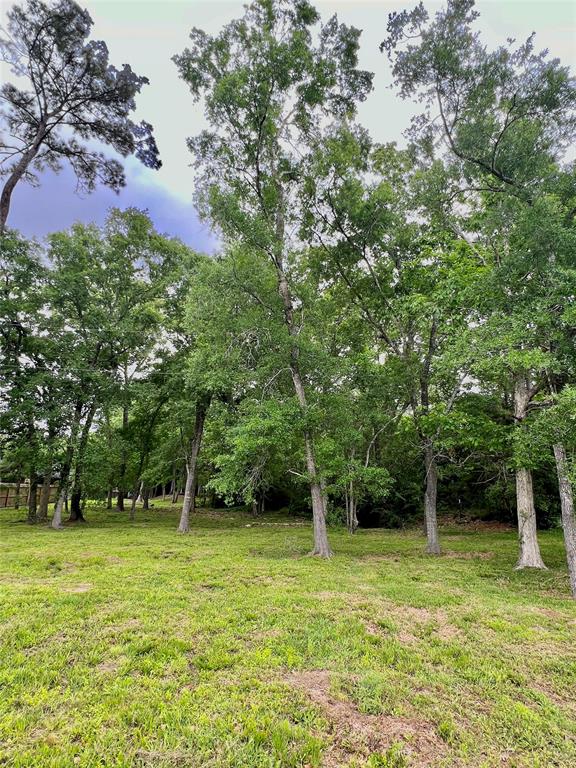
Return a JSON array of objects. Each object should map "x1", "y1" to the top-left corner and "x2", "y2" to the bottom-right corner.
[
  {"x1": 62, "y1": 583, "x2": 92, "y2": 593},
  {"x1": 442, "y1": 550, "x2": 494, "y2": 560},
  {"x1": 286, "y1": 670, "x2": 447, "y2": 767}
]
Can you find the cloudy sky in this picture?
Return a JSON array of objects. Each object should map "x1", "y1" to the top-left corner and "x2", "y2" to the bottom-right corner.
[{"x1": 1, "y1": 0, "x2": 575, "y2": 252}]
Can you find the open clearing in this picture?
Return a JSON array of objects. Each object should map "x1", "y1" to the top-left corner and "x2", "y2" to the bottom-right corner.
[{"x1": 0, "y1": 503, "x2": 575, "y2": 768}]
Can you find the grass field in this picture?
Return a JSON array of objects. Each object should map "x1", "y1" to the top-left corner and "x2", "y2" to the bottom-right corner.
[{"x1": 0, "y1": 503, "x2": 575, "y2": 768}]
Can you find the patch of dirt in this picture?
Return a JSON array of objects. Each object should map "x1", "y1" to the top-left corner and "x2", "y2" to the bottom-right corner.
[
  {"x1": 442, "y1": 550, "x2": 494, "y2": 560},
  {"x1": 434, "y1": 623, "x2": 463, "y2": 641},
  {"x1": 400, "y1": 606, "x2": 440, "y2": 622},
  {"x1": 62, "y1": 583, "x2": 92, "y2": 593},
  {"x1": 363, "y1": 620, "x2": 383, "y2": 637},
  {"x1": 287, "y1": 670, "x2": 448, "y2": 767},
  {"x1": 253, "y1": 628, "x2": 282, "y2": 641},
  {"x1": 135, "y1": 749, "x2": 202, "y2": 767},
  {"x1": 96, "y1": 660, "x2": 121, "y2": 674},
  {"x1": 537, "y1": 608, "x2": 564, "y2": 620},
  {"x1": 397, "y1": 629, "x2": 418, "y2": 646},
  {"x1": 530, "y1": 681, "x2": 575, "y2": 711},
  {"x1": 439, "y1": 517, "x2": 514, "y2": 532}
]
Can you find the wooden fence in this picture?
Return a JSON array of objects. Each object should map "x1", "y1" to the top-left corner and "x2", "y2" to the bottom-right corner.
[{"x1": 0, "y1": 483, "x2": 58, "y2": 509}]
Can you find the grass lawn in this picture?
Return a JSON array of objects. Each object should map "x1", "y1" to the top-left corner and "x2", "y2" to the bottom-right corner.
[{"x1": 0, "y1": 503, "x2": 575, "y2": 768}]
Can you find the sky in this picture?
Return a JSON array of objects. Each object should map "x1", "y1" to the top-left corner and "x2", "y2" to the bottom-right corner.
[{"x1": 1, "y1": 0, "x2": 575, "y2": 252}]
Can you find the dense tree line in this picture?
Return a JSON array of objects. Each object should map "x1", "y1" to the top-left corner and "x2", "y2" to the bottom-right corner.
[{"x1": 1, "y1": 0, "x2": 575, "y2": 595}]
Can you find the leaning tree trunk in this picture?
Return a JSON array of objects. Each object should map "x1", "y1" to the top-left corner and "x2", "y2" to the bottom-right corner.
[
  {"x1": 514, "y1": 375, "x2": 546, "y2": 569},
  {"x1": 553, "y1": 442, "x2": 576, "y2": 598},
  {"x1": 0, "y1": 124, "x2": 45, "y2": 234},
  {"x1": 68, "y1": 401, "x2": 97, "y2": 522},
  {"x1": 51, "y1": 401, "x2": 82, "y2": 530},
  {"x1": 423, "y1": 437, "x2": 441, "y2": 555},
  {"x1": 178, "y1": 395, "x2": 211, "y2": 533},
  {"x1": 129, "y1": 480, "x2": 143, "y2": 522}
]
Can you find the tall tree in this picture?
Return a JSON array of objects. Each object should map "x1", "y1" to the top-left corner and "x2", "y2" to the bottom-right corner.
[
  {"x1": 174, "y1": 0, "x2": 372, "y2": 556},
  {"x1": 382, "y1": 0, "x2": 576, "y2": 568},
  {"x1": 0, "y1": 0, "x2": 161, "y2": 233}
]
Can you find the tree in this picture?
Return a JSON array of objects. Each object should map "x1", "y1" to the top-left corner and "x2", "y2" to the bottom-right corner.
[
  {"x1": 174, "y1": 0, "x2": 372, "y2": 556},
  {"x1": 303, "y1": 134, "x2": 480, "y2": 553},
  {"x1": 176, "y1": 245, "x2": 282, "y2": 532},
  {"x1": 0, "y1": 0, "x2": 161, "y2": 234},
  {"x1": 382, "y1": 0, "x2": 576, "y2": 568},
  {"x1": 36, "y1": 209, "x2": 186, "y2": 527}
]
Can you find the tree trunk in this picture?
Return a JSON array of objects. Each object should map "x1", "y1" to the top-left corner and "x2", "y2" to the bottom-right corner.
[
  {"x1": 424, "y1": 438, "x2": 441, "y2": 555},
  {"x1": 106, "y1": 486, "x2": 113, "y2": 509},
  {"x1": 553, "y1": 443, "x2": 576, "y2": 597},
  {"x1": 51, "y1": 489, "x2": 66, "y2": 530},
  {"x1": 129, "y1": 480, "x2": 141, "y2": 521},
  {"x1": 515, "y1": 467, "x2": 547, "y2": 569},
  {"x1": 346, "y1": 479, "x2": 358, "y2": 534},
  {"x1": 277, "y1": 271, "x2": 331, "y2": 557},
  {"x1": 178, "y1": 395, "x2": 211, "y2": 533},
  {"x1": 68, "y1": 400, "x2": 97, "y2": 522},
  {"x1": 142, "y1": 487, "x2": 150, "y2": 510},
  {"x1": 69, "y1": 487, "x2": 83, "y2": 520},
  {"x1": 51, "y1": 401, "x2": 82, "y2": 530},
  {"x1": 38, "y1": 471, "x2": 52, "y2": 523},
  {"x1": 27, "y1": 474, "x2": 38, "y2": 525},
  {"x1": 116, "y1": 390, "x2": 130, "y2": 510},
  {"x1": 513, "y1": 375, "x2": 546, "y2": 569},
  {"x1": 0, "y1": 125, "x2": 45, "y2": 234}
]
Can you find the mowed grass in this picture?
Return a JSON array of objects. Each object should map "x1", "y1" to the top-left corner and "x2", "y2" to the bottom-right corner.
[{"x1": 0, "y1": 504, "x2": 575, "y2": 768}]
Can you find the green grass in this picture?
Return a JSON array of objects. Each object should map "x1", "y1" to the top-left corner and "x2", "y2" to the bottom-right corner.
[{"x1": 0, "y1": 503, "x2": 575, "y2": 768}]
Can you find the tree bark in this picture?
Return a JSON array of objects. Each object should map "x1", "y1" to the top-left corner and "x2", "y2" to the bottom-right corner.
[
  {"x1": 27, "y1": 474, "x2": 38, "y2": 525},
  {"x1": 424, "y1": 437, "x2": 441, "y2": 554},
  {"x1": 277, "y1": 271, "x2": 331, "y2": 557},
  {"x1": 0, "y1": 124, "x2": 46, "y2": 235},
  {"x1": 513, "y1": 375, "x2": 546, "y2": 569},
  {"x1": 68, "y1": 400, "x2": 97, "y2": 522},
  {"x1": 38, "y1": 471, "x2": 52, "y2": 523},
  {"x1": 106, "y1": 486, "x2": 113, "y2": 509},
  {"x1": 346, "y1": 479, "x2": 358, "y2": 534},
  {"x1": 129, "y1": 479, "x2": 142, "y2": 521},
  {"x1": 553, "y1": 442, "x2": 576, "y2": 597},
  {"x1": 51, "y1": 401, "x2": 82, "y2": 529},
  {"x1": 417, "y1": 365, "x2": 441, "y2": 555},
  {"x1": 142, "y1": 486, "x2": 150, "y2": 510},
  {"x1": 515, "y1": 467, "x2": 546, "y2": 569},
  {"x1": 178, "y1": 395, "x2": 211, "y2": 533},
  {"x1": 116, "y1": 377, "x2": 130, "y2": 510},
  {"x1": 51, "y1": 489, "x2": 66, "y2": 530}
]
